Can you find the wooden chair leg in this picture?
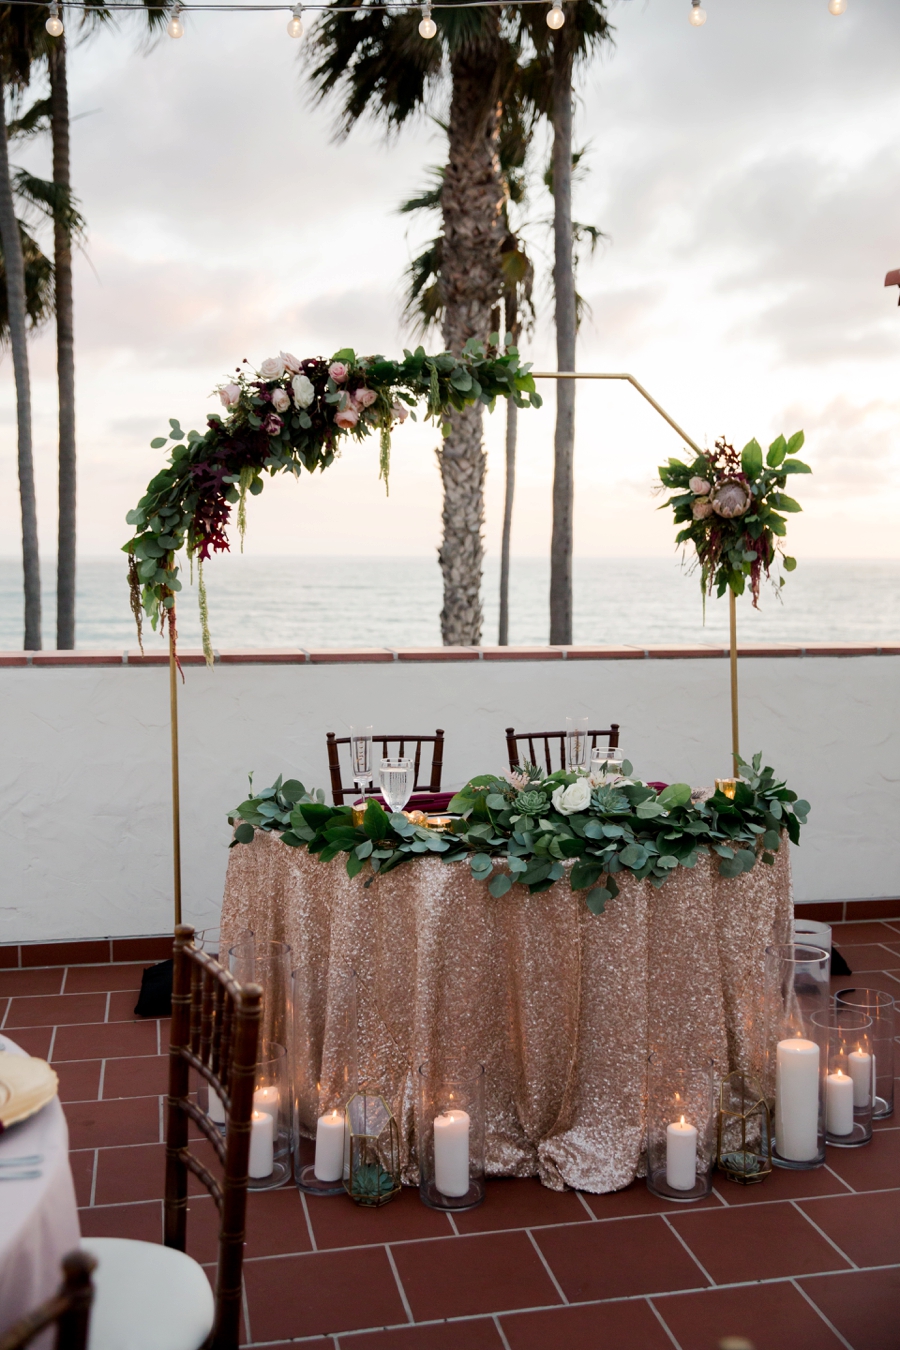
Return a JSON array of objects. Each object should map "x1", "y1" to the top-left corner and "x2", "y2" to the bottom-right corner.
[{"x1": 165, "y1": 925, "x2": 193, "y2": 1252}]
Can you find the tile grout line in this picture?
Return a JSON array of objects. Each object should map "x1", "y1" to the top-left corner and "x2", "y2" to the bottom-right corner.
[
  {"x1": 575, "y1": 1190, "x2": 598, "y2": 1221},
  {"x1": 790, "y1": 1199, "x2": 859, "y2": 1270},
  {"x1": 491, "y1": 1313, "x2": 513, "y2": 1350},
  {"x1": 0, "y1": 999, "x2": 8, "y2": 1031},
  {"x1": 446, "y1": 1212, "x2": 461, "y2": 1236},
  {"x1": 646, "y1": 1296, "x2": 686, "y2": 1350},
  {"x1": 88, "y1": 1149, "x2": 99, "y2": 1207},
  {"x1": 790, "y1": 1278, "x2": 855, "y2": 1350},
  {"x1": 104, "y1": 991, "x2": 111, "y2": 1023},
  {"x1": 525, "y1": 1228, "x2": 569, "y2": 1305},
  {"x1": 383, "y1": 1244, "x2": 415, "y2": 1324},
  {"x1": 298, "y1": 1190, "x2": 318, "y2": 1253},
  {"x1": 59, "y1": 967, "x2": 68, "y2": 995},
  {"x1": 822, "y1": 1161, "x2": 856, "y2": 1193},
  {"x1": 97, "y1": 1058, "x2": 106, "y2": 1102},
  {"x1": 708, "y1": 1185, "x2": 731, "y2": 1207},
  {"x1": 660, "y1": 1214, "x2": 716, "y2": 1287},
  {"x1": 47, "y1": 1024, "x2": 58, "y2": 1062},
  {"x1": 240, "y1": 1277, "x2": 253, "y2": 1346}
]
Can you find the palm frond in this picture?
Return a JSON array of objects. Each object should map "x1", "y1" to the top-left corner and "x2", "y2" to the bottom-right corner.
[
  {"x1": 7, "y1": 96, "x2": 51, "y2": 142},
  {"x1": 397, "y1": 166, "x2": 444, "y2": 216},
  {"x1": 10, "y1": 168, "x2": 87, "y2": 239},
  {"x1": 0, "y1": 221, "x2": 54, "y2": 341}
]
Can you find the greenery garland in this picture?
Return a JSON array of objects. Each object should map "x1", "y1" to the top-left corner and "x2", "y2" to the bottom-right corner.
[
  {"x1": 228, "y1": 755, "x2": 808, "y2": 915},
  {"x1": 123, "y1": 338, "x2": 542, "y2": 662},
  {"x1": 658, "y1": 432, "x2": 811, "y2": 604}
]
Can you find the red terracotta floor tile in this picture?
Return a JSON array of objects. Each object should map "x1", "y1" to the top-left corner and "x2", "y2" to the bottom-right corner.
[
  {"x1": 112, "y1": 937, "x2": 173, "y2": 963},
  {"x1": 833, "y1": 922, "x2": 900, "y2": 944},
  {"x1": 392, "y1": 1230, "x2": 562, "y2": 1322},
  {"x1": 799, "y1": 1189, "x2": 900, "y2": 1267},
  {"x1": 2, "y1": 1026, "x2": 51, "y2": 1057},
  {"x1": 823, "y1": 1128, "x2": 900, "y2": 1191},
  {"x1": 52, "y1": 1019, "x2": 159, "y2": 1061},
  {"x1": 307, "y1": 1185, "x2": 453, "y2": 1251},
  {"x1": 21, "y1": 940, "x2": 109, "y2": 968},
  {"x1": 107, "y1": 990, "x2": 145, "y2": 1022},
  {"x1": 501, "y1": 1299, "x2": 676, "y2": 1350},
  {"x1": 244, "y1": 1186, "x2": 314, "y2": 1258},
  {"x1": 835, "y1": 945, "x2": 900, "y2": 973},
  {"x1": 0, "y1": 968, "x2": 64, "y2": 997},
  {"x1": 70, "y1": 1149, "x2": 96, "y2": 1206},
  {"x1": 452, "y1": 1177, "x2": 592, "y2": 1234},
  {"x1": 184, "y1": 1195, "x2": 222, "y2": 1266},
  {"x1": 799, "y1": 1267, "x2": 900, "y2": 1350},
  {"x1": 0, "y1": 946, "x2": 18, "y2": 969},
  {"x1": 4, "y1": 992, "x2": 107, "y2": 1028},
  {"x1": 80, "y1": 1201, "x2": 162, "y2": 1244},
  {"x1": 583, "y1": 1180, "x2": 723, "y2": 1220},
  {"x1": 65, "y1": 1095, "x2": 161, "y2": 1150},
  {"x1": 64, "y1": 964, "x2": 147, "y2": 994},
  {"x1": 93, "y1": 1143, "x2": 166, "y2": 1204},
  {"x1": 337, "y1": 1321, "x2": 505, "y2": 1349},
  {"x1": 668, "y1": 1201, "x2": 852, "y2": 1283},
  {"x1": 831, "y1": 972, "x2": 900, "y2": 999},
  {"x1": 102, "y1": 1055, "x2": 169, "y2": 1099},
  {"x1": 712, "y1": 1163, "x2": 853, "y2": 1205},
  {"x1": 55, "y1": 1058, "x2": 101, "y2": 1103},
  {"x1": 533, "y1": 1215, "x2": 705, "y2": 1302},
  {"x1": 654, "y1": 1281, "x2": 847, "y2": 1350},
  {"x1": 243, "y1": 1248, "x2": 408, "y2": 1342}
]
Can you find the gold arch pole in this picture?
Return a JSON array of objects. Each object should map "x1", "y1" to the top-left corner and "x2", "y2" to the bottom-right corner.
[{"x1": 531, "y1": 370, "x2": 739, "y2": 774}]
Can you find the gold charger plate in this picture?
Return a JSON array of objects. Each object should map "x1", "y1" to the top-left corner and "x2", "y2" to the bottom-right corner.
[{"x1": 0, "y1": 1053, "x2": 59, "y2": 1129}]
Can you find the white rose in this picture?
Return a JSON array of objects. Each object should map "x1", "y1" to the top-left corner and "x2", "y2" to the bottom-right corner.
[
  {"x1": 551, "y1": 778, "x2": 592, "y2": 815},
  {"x1": 271, "y1": 387, "x2": 290, "y2": 413},
  {"x1": 280, "y1": 351, "x2": 301, "y2": 373},
  {"x1": 259, "y1": 356, "x2": 284, "y2": 380},
  {"x1": 292, "y1": 373, "x2": 315, "y2": 408}
]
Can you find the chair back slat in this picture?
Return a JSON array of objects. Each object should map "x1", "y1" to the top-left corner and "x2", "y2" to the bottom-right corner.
[
  {"x1": 325, "y1": 730, "x2": 446, "y2": 805},
  {"x1": 506, "y1": 724, "x2": 620, "y2": 774}
]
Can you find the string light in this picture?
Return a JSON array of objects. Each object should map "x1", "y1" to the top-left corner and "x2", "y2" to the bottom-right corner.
[
  {"x1": 286, "y1": 1, "x2": 302, "y2": 34},
  {"x1": 546, "y1": 0, "x2": 564, "y2": 29},
  {"x1": 166, "y1": 1, "x2": 184, "y2": 34},
  {"x1": 689, "y1": 0, "x2": 706, "y2": 25},
  {"x1": 418, "y1": 2, "x2": 436, "y2": 38},
  {"x1": 45, "y1": 0, "x2": 64, "y2": 32},
  {"x1": 828, "y1": 0, "x2": 846, "y2": 12}
]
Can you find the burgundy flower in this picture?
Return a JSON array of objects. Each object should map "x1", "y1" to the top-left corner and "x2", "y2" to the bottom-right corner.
[{"x1": 263, "y1": 413, "x2": 283, "y2": 435}]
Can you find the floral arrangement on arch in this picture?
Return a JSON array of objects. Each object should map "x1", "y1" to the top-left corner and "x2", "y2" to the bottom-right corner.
[
  {"x1": 658, "y1": 432, "x2": 811, "y2": 604},
  {"x1": 124, "y1": 339, "x2": 542, "y2": 662}
]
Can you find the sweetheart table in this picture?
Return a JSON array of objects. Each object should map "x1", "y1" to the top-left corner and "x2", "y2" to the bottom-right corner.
[{"x1": 220, "y1": 835, "x2": 792, "y2": 1193}]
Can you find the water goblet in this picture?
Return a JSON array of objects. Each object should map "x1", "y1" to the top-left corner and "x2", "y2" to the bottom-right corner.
[
  {"x1": 565, "y1": 716, "x2": 590, "y2": 771},
  {"x1": 380, "y1": 757, "x2": 414, "y2": 816},
  {"x1": 349, "y1": 725, "x2": 373, "y2": 801},
  {"x1": 590, "y1": 744, "x2": 624, "y2": 780}
]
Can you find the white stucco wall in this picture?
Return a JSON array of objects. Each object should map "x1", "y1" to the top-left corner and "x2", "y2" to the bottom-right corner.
[{"x1": 1, "y1": 649, "x2": 897, "y2": 942}]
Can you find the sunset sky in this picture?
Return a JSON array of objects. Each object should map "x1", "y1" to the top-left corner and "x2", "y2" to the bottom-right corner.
[{"x1": 1, "y1": 0, "x2": 898, "y2": 562}]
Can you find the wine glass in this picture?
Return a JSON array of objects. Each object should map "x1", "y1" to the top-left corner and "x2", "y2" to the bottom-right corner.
[
  {"x1": 565, "y1": 716, "x2": 589, "y2": 771},
  {"x1": 349, "y1": 725, "x2": 373, "y2": 801},
  {"x1": 380, "y1": 757, "x2": 414, "y2": 816}
]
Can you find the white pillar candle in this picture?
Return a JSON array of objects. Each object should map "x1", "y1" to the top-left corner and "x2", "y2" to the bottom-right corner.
[
  {"x1": 207, "y1": 1086, "x2": 226, "y2": 1125},
  {"x1": 434, "y1": 1109, "x2": 470, "y2": 1197},
  {"x1": 665, "y1": 1116, "x2": 698, "y2": 1191},
  {"x1": 775, "y1": 1037, "x2": 820, "y2": 1161},
  {"x1": 253, "y1": 1084, "x2": 279, "y2": 1121},
  {"x1": 826, "y1": 1069, "x2": 854, "y2": 1135},
  {"x1": 314, "y1": 1109, "x2": 345, "y2": 1183},
  {"x1": 248, "y1": 1108, "x2": 274, "y2": 1178},
  {"x1": 848, "y1": 1048, "x2": 872, "y2": 1108}
]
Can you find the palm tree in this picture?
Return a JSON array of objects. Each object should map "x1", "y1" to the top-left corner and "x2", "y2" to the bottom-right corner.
[{"x1": 310, "y1": 4, "x2": 522, "y2": 645}]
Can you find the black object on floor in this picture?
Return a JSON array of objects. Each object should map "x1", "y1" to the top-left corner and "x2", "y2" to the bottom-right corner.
[
  {"x1": 832, "y1": 946, "x2": 852, "y2": 977},
  {"x1": 134, "y1": 958, "x2": 173, "y2": 1017}
]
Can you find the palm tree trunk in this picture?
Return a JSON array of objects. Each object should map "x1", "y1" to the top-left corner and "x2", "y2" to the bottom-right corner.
[
  {"x1": 0, "y1": 72, "x2": 41, "y2": 650},
  {"x1": 50, "y1": 38, "x2": 76, "y2": 650},
  {"x1": 548, "y1": 34, "x2": 576, "y2": 647},
  {"x1": 498, "y1": 291, "x2": 518, "y2": 645},
  {"x1": 439, "y1": 45, "x2": 505, "y2": 647}
]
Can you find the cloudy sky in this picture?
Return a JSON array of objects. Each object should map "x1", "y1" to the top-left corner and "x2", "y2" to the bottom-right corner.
[{"x1": 1, "y1": 0, "x2": 898, "y2": 562}]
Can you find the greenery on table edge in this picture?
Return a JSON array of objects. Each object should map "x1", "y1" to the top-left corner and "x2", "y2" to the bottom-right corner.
[
  {"x1": 227, "y1": 756, "x2": 809, "y2": 916},
  {"x1": 123, "y1": 339, "x2": 541, "y2": 663}
]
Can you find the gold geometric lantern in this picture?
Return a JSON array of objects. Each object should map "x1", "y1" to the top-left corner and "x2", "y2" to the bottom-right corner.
[
  {"x1": 344, "y1": 1090, "x2": 401, "y2": 1207},
  {"x1": 716, "y1": 1071, "x2": 773, "y2": 1184}
]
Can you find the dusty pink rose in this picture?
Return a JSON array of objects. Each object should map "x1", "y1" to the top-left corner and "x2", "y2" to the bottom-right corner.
[
  {"x1": 334, "y1": 406, "x2": 359, "y2": 429},
  {"x1": 352, "y1": 386, "x2": 377, "y2": 409},
  {"x1": 271, "y1": 387, "x2": 291, "y2": 413},
  {"x1": 391, "y1": 401, "x2": 409, "y2": 423},
  {"x1": 280, "y1": 351, "x2": 301, "y2": 373},
  {"x1": 259, "y1": 356, "x2": 284, "y2": 380},
  {"x1": 328, "y1": 361, "x2": 349, "y2": 384},
  {"x1": 263, "y1": 413, "x2": 283, "y2": 435},
  {"x1": 218, "y1": 382, "x2": 241, "y2": 408}
]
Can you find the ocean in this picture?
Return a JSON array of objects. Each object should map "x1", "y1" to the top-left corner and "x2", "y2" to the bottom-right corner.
[{"x1": 0, "y1": 555, "x2": 897, "y2": 652}]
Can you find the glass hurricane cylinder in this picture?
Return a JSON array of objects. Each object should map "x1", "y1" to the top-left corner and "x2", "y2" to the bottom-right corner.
[
  {"x1": 565, "y1": 716, "x2": 589, "y2": 771},
  {"x1": 835, "y1": 987, "x2": 895, "y2": 1120},
  {"x1": 716, "y1": 1071, "x2": 773, "y2": 1185},
  {"x1": 765, "y1": 943, "x2": 829, "y2": 1169},
  {"x1": 292, "y1": 965, "x2": 358, "y2": 1196},
  {"x1": 228, "y1": 938, "x2": 293, "y2": 1055},
  {"x1": 248, "y1": 1041, "x2": 291, "y2": 1189},
  {"x1": 646, "y1": 1055, "x2": 716, "y2": 1202},
  {"x1": 417, "y1": 1062, "x2": 486, "y2": 1211},
  {"x1": 812, "y1": 1008, "x2": 873, "y2": 1147}
]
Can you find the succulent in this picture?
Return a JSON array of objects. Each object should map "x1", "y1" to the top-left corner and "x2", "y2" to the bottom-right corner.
[
  {"x1": 514, "y1": 789, "x2": 551, "y2": 816},
  {"x1": 592, "y1": 786, "x2": 632, "y2": 815}
]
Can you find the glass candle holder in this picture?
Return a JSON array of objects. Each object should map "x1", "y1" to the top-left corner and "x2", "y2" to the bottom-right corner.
[
  {"x1": 793, "y1": 919, "x2": 832, "y2": 960},
  {"x1": 247, "y1": 1042, "x2": 291, "y2": 1190},
  {"x1": 565, "y1": 716, "x2": 589, "y2": 771},
  {"x1": 716, "y1": 1071, "x2": 773, "y2": 1185},
  {"x1": 646, "y1": 1055, "x2": 716, "y2": 1202},
  {"x1": 417, "y1": 1062, "x2": 486, "y2": 1211},
  {"x1": 344, "y1": 1090, "x2": 401, "y2": 1207},
  {"x1": 765, "y1": 943, "x2": 829, "y2": 1169},
  {"x1": 228, "y1": 938, "x2": 293, "y2": 1053},
  {"x1": 811, "y1": 1008, "x2": 873, "y2": 1147},
  {"x1": 293, "y1": 965, "x2": 358, "y2": 1197},
  {"x1": 835, "y1": 987, "x2": 895, "y2": 1120}
]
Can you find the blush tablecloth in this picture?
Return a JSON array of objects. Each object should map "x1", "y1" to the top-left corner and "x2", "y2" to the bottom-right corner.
[
  {"x1": 221, "y1": 836, "x2": 792, "y2": 1193},
  {"x1": 0, "y1": 1037, "x2": 80, "y2": 1346}
]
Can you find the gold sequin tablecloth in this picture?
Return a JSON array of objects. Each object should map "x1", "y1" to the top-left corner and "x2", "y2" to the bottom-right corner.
[{"x1": 220, "y1": 835, "x2": 792, "y2": 1193}]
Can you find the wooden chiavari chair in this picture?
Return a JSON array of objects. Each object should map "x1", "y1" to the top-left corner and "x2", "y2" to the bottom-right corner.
[
  {"x1": 505, "y1": 724, "x2": 620, "y2": 776},
  {"x1": 326, "y1": 729, "x2": 445, "y2": 806},
  {"x1": 0, "y1": 1252, "x2": 95, "y2": 1350}
]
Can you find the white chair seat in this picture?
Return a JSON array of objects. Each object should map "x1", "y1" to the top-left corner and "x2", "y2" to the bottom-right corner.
[{"x1": 81, "y1": 1237, "x2": 215, "y2": 1350}]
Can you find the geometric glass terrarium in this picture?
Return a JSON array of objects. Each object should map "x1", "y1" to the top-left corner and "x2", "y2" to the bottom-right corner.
[
  {"x1": 716, "y1": 1071, "x2": 773, "y2": 1184},
  {"x1": 344, "y1": 1090, "x2": 401, "y2": 1208}
]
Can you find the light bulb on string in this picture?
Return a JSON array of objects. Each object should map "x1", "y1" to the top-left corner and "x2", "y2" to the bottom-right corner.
[
  {"x1": 418, "y1": 3, "x2": 436, "y2": 38},
  {"x1": 828, "y1": 0, "x2": 846, "y2": 13},
  {"x1": 689, "y1": 0, "x2": 707, "y2": 25},
  {"x1": 287, "y1": 3, "x2": 303, "y2": 36},
  {"x1": 166, "y1": 4, "x2": 184, "y2": 38},
  {"x1": 45, "y1": 2, "x2": 64, "y2": 36},
  {"x1": 546, "y1": 0, "x2": 565, "y2": 29}
]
